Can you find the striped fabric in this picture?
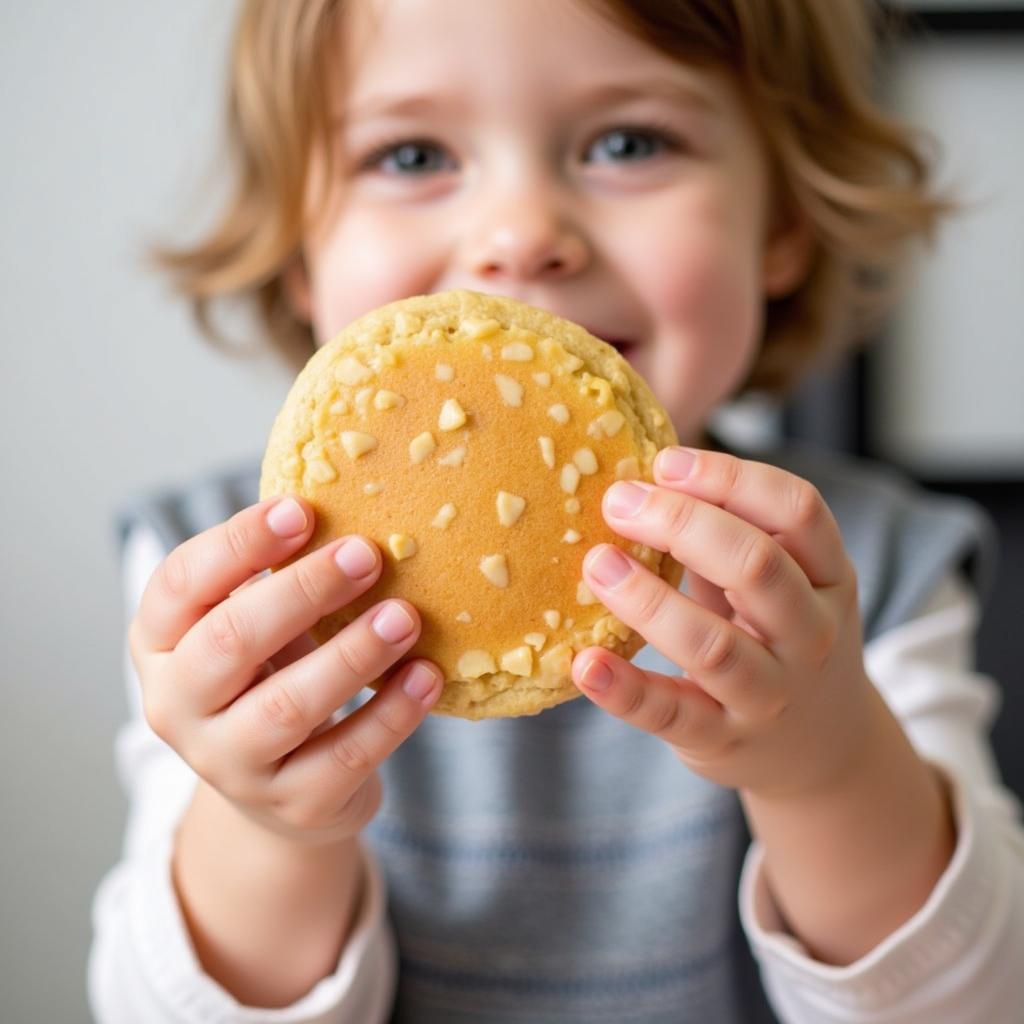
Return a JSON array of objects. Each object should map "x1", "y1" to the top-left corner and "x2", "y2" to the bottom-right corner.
[{"x1": 365, "y1": 674, "x2": 745, "y2": 1022}]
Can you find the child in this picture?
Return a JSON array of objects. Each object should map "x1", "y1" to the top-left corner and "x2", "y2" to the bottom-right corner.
[{"x1": 89, "y1": 1, "x2": 1024, "y2": 1021}]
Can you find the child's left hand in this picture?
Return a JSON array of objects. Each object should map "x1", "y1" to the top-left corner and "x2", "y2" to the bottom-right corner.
[{"x1": 573, "y1": 446, "x2": 877, "y2": 801}]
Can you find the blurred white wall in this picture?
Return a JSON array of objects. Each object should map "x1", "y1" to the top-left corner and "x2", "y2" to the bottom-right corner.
[
  {"x1": 0, "y1": 3, "x2": 295, "y2": 1020},
  {"x1": 877, "y1": 37, "x2": 1024, "y2": 476}
]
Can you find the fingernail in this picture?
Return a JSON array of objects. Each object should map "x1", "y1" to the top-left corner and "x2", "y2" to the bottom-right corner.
[
  {"x1": 403, "y1": 663, "x2": 440, "y2": 702},
  {"x1": 605, "y1": 481, "x2": 649, "y2": 519},
  {"x1": 582, "y1": 660, "x2": 614, "y2": 692},
  {"x1": 372, "y1": 602, "x2": 415, "y2": 644},
  {"x1": 335, "y1": 537, "x2": 377, "y2": 579},
  {"x1": 658, "y1": 447, "x2": 696, "y2": 481},
  {"x1": 586, "y1": 545, "x2": 634, "y2": 589},
  {"x1": 267, "y1": 497, "x2": 307, "y2": 537}
]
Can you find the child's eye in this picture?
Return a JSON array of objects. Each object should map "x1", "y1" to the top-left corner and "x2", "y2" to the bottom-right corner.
[
  {"x1": 363, "y1": 139, "x2": 457, "y2": 176},
  {"x1": 583, "y1": 125, "x2": 681, "y2": 164}
]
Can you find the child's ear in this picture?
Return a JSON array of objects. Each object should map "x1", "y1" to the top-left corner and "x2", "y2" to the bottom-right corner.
[
  {"x1": 761, "y1": 205, "x2": 815, "y2": 299},
  {"x1": 282, "y1": 253, "x2": 313, "y2": 323}
]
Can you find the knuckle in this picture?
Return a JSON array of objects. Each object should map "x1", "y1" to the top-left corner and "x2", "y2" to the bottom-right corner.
[
  {"x1": 329, "y1": 636, "x2": 378, "y2": 681},
  {"x1": 206, "y1": 605, "x2": 250, "y2": 662},
  {"x1": 158, "y1": 553, "x2": 191, "y2": 601},
  {"x1": 224, "y1": 515, "x2": 255, "y2": 564},
  {"x1": 738, "y1": 536, "x2": 785, "y2": 591},
  {"x1": 791, "y1": 482, "x2": 826, "y2": 531},
  {"x1": 634, "y1": 581, "x2": 671, "y2": 627},
  {"x1": 695, "y1": 624, "x2": 741, "y2": 675},
  {"x1": 643, "y1": 696, "x2": 683, "y2": 739},
  {"x1": 290, "y1": 559, "x2": 328, "y2": 610},
  {"x1": 719, "y1": 454, "x2": 743, "y2": 494},
  {"x1": 372, "y1": 696, "x2": 412, "y2": 745},
  {"x1": 259, "y1": 683, "x2": 308, "y2": 735},
  {"x1": 328, "y1": 730, "x2": 374, "y2": 778},
  {"x1": 620, "y1": 682, "x2": 647, "y2": 720},
  {"x1": 662, "y1": 494, "x2": 696, "y2": 541}
]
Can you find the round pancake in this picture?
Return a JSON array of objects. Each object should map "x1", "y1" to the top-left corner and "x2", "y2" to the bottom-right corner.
[{"x1": 260, "y1": 289, "x2": 681, "y2": 719}]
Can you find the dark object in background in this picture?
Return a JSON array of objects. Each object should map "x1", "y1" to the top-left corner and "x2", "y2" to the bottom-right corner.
[{"x1": 931, "y1": 479, "x2": 1024, "y2": 797}]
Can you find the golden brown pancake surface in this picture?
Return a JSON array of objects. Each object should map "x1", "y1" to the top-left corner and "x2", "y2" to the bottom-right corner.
[{"x1": 260, "y1": 290, "x2": 681, "y2": 719}]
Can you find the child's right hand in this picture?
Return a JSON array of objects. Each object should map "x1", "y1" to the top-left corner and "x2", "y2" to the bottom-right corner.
[{"x1": 128, "y1": 495, "x2": 442, "y2": 847}]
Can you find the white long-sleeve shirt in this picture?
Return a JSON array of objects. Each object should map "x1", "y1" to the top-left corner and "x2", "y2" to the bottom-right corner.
[{"x1": 88, "y1": 524, "x2": 1024, "y2": 1023}]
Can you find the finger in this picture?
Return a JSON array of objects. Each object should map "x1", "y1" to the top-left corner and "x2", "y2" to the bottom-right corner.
[
  {"x1": 681, "y1": 569, "x2": 768, "y2": 646},
  {"x1": 176, "y1": 534, "x2": 382, "y2": 714},
  {"x1": 267, "y1": 632, "x2": 318, "y2": 673},
  {"x1": 218, "y1": 598, "x2": 430, "y2": 766},
  {"x1": 227, "y1": 632, "x2": 319, "y2": 706},
  {"x1": 572, "y1": 648, "x2": 730, "y2": 752},
  {"x1": 654, "y1": 447, "x2": 849, "y2": 588},
  {"x1": 135, "y1": 496, "x2": 315, "y2": 652},
  {"x1": 583, "y1": 544, "x2": 784, "y2": 720},
  {"x1": 602, "y1": 481, "x2": 829, "y2": 653},
  {"x1": 684, "y1": 568, "x2": 733, "y2": 621},
  {"x1": 268, "y1": 659, "x2": 442, "y2": 815},
  {"x1": 229, "y1": 571, "x2": 268, "y2": 597}
]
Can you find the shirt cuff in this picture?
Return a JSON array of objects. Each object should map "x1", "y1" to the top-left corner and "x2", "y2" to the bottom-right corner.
[
  {"x1": 738, "y1": 761, "x2": 1004, "y2": 1015},
  {"x1": 131, "y1": 829, "x2": 396, "y2": 1023}
]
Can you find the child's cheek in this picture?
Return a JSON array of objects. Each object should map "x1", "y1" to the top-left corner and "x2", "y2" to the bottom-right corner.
[
  {"x1": 642, "y1": 224, "x2": 762, "y2": 358},
  {"x1": 307, "y1": 210, "x2": 446, "y2": 344}
]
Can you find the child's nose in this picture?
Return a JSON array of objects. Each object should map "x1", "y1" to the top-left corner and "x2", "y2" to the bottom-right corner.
[{"x1": 462, "y1": 196, "x2": 590, "y2": 283}]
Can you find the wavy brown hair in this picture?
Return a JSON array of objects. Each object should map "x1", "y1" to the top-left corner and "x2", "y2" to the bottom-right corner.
[{"x1": 155, "y1": 0, "x2": 949, "y2": 395}]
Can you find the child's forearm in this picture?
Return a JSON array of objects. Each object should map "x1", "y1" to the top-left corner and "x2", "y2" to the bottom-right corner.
[
  {"x1": 740, "y1": 684, "x2": 956, "y2": 966},
  {"x1": 172, "y1": 780, "x2": 365, "y2": 1008}
]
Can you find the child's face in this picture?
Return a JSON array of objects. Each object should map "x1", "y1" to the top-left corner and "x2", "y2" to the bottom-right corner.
[{"x1": 289, "y1": 0, "x2": 809, "y2": 444}]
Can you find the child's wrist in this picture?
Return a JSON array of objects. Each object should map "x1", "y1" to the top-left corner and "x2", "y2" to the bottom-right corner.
[
  {"x1": 175, "y1": 780, "x2": 367, "y2": 1006},
  {"x1": 740, "y1": 670, "x2": 881, "y2": 807},
  {"x1": 738, "y1": 679, "x2": 947, "y2": 844},
  {"x1": 737, "y1": 692, "x2": 957, "y2": 963},
  {"x1": 194, "y1": 778, "x2": 363, "y2": 862}
]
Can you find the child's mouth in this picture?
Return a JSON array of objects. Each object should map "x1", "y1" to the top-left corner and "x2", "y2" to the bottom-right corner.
[
  {"x1": 571, "y1": 319, "x2": 640, "y2": 365},
  {"x1": 604, "y1": 338, "x2": 638, "y2": 362}
]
